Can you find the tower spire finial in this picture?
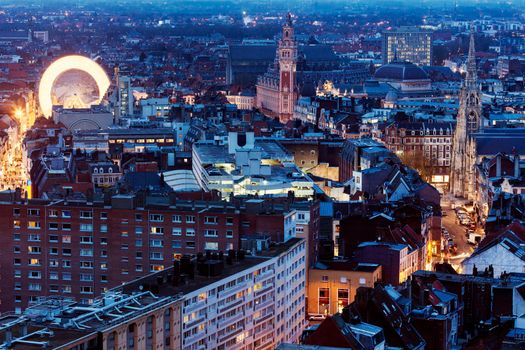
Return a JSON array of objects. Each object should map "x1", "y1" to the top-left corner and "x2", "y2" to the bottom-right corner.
[
  {"x1": 466, "y1": 23, "x2": 477, "y2": 85},
  {"x1": 286, "y1": 12, "x2": 292, "y2": 26}
]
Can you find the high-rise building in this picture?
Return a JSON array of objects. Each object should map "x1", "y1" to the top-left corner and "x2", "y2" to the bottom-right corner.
[
  {"x1": 256, "y1": 14, "x2": 298, "y2": 123},
  {"x1": 382, "y1": 27, "x2": 433, "y2": 66},
  {"x1": 450, "y1": 28, "x2": 482, "y2": 199}
]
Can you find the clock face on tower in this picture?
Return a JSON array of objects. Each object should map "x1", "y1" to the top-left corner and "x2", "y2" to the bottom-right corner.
[{"x1": 282, "y1": 63, "x2": 290, "y2": 71}]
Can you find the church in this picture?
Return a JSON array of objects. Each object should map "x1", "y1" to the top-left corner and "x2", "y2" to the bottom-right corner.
[
  {"x1": 450, "y1": 29, "x2": 482, "y2": 200},
  {"x1": 450, "y1": 28, "x2": 525, "y2": 206},
  {"x1": 256, "y1": 14, "x2": 298, "y2": 123}
]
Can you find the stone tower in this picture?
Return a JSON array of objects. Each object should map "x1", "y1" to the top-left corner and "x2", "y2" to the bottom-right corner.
[
  {"x1": 278, "y1": 13, "x2": 298, "y2": 123},
  {"x1": 450, "y1": 26, "x2": 482, "y2": 199}
]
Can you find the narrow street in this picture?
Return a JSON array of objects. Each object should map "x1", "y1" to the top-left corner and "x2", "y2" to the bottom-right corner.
[{"x1": 439, "y1": 195, "x2": 481, "y2": 271}]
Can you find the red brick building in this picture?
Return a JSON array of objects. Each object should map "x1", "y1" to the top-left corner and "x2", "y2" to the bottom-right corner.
[{"x1": 0, "y1": 194, "x2": 301, "y2": 312}]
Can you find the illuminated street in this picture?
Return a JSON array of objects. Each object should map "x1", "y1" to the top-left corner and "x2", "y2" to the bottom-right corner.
[{"x1": 0, "y1": 111, "x2": 29, "y2": 192}]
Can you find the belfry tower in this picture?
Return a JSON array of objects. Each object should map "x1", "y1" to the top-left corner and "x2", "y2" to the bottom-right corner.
[
  {"x1": 277, "y1": 13, "x2": 298, "y2": 123},
  {"x1": 450, "y1": 26, "x2": 482, "y2": 198}
]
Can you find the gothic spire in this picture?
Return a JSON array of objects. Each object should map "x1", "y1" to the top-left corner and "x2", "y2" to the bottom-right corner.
[{"x1": 466, "y1": 24, "x2": 477, "y2": 86}]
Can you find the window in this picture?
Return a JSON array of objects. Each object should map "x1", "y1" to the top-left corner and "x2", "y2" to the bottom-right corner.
[
  {"x1": 48, "y1": 209, "x2": 58, "y2": 217},
  {"x1": 62, "y1": 223, "x2": 71, "y2": 231},
  {"x1": 136, "y1": 239, "x2": 143, "y2": 247},
  {"x1": 321, "y1": 275, "x2": 329, "y2": 282},
  {"x1": 149, "y1": 214, "x2": 164, "y2": 222},
  {"x1": 186, "y1": 215, "x2": 196, "y2": 223},
  {"x1": 205, "y1": 242, "x2": 219, "y2": 251},
  {"x1": 27, "y1": 221, "x2": 40, "y2": 229},
  {"x1": 63, "y1": 248, "x2": 72, "y2": 256},
  {"x1": 62, "y1": 272, "x2": 72, "y2": 281},
  {"x1": 226, "y1": 217, "x2": 234, "y2": 225},
  {"x1": 49, "y1": 259, "x2": 59, "y2": 267},
  {"x1": 49, "y1": 247, "x2": 58, "y2": 255},
  {"x1": 150, "y1": 227, "x2": 164, "y2": 235},
  {"x1": 28, "y1": 209, "x2": 40, "y2": 216},
  {"x1": 28, "y1": 271, "x2": 41, "y2": 279},
  {"x1": 150, "y1": 239, "x2": 163, "y2": 247},
  {"x1": 205, "y1": 216, "x2": 218, "y2": 224},
  {"x1": 186, "y1": 241, "x2": 195, "y2": 248},
  {"x1": 186, "y1": 228, "x2": 195, "y2": 236},
  {"x1": 80, "y1": 236, "x2": 93, "y2": 244},
  {"x1": 80, "y1": 286, "x2": 93, "y2": 294},
  {"x1": 62, "y1": 235, "x2": 71, "y2": 243},
  {"x1": 13, "y1": 220, "x2": 20, "y2": 228},
  {"x1": 80, "y1": 211, "x2": 93, "y2": 219},
  {"x1": 13, "y1": 208, "x2": 20, "y2": 216},
  {"x1": 62, "y1": 210, "x2": 71, "y2": 218},
  {"x1": 100, "y1": 212, "x2": 108, "y2": 220},
  {"x1": 80, "y1": 249, "x2": 93, "y2": 257},
  {"x1": 150, "y1": 252, "x2": 163, "y2": 260},
  {"x1": 28, "y1": 234, "x2": 40, "y2": 242},
  {"x1": 50, "y1": 272, "x2": 59, "y2": 280},
  {"x1": 100, "y1": 224, "x2": 108, "y2": 233},
  {"x1": 172, "y1": 215, "x2": 182, "y2": 223},
  {"x1": 359, "y1": 277, "x2": 366, "y2": 285},
  {"x1": 172, "y1": 227, "x2": 182, "y2": 236},
  {"x1": 205, "y1": 229, "x2": 218, "y2": 237},
  {"x1": 80, "y1": 223, "x2": 93, "y2": 232},
  {"x1": 29, "y1": 283, "x2": 41, "y2": 291},
  {"x1": 28, "y1": 246, "x2": 41, "y2": 254},
  {"x1": 29, "y1": 258, "x2": 41, "y2": 266},
  {"x1": 172, "y1": 240, "x2": 182, "y2": 248},
  {"x1": 48, "y1": 222, "x2": 59, "y2": 230},
  {"x1": 135, "y1": 213, "x2": 143, "y2": 221},
  {"x1": 62, "y1": 260, "x2": 71, "y2": 268}
]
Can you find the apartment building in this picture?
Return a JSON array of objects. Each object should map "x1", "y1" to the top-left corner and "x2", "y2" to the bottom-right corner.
[
  {"x1": 0, "y1": 238, "x2": 307, "y2": 350},
  {"x1": 0, "y1": 191, "x2": 310, "y2": 313}
]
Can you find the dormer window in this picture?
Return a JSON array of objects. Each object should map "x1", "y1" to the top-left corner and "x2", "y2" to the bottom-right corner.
[
  {"x1": 93, "y1": 168, "x2": 98, "y2": 174},
  {"x1": 99, "y1": 168, "x2": 104, "y2": 174},
  {"x1": 108, "y1": 168, "x2": 113, "y2": 174}
]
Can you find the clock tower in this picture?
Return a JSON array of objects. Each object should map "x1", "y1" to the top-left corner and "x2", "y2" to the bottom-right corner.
[{"x1": 278, "y1": 13, "x2": 298, "y2": 123}]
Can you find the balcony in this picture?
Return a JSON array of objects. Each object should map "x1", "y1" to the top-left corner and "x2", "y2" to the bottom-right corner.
[
  {"x1": 254, "y1": 298, "x2": 274, "y2": 311},
  {"x1": 218, "y1": 326, "x2": 243, "y2": 344},
  {"x1": 184, "y1": 298, "x2": 206, "y2": 313},
  {"x1": 219, "y1": 281, "x2": 247, "y2": 299},
  {"x1": 254, "y1": 271, "x2": 273, "y2": 283},
  {"x1": 183, "y1": 329, "x2": 207, "y2": 347},
  {"x1": 254, "y1": 284, "x2": 273, "y2": 297},
  {"x1": 218, "y1": 297, "x2": 243, "y2": 314}
]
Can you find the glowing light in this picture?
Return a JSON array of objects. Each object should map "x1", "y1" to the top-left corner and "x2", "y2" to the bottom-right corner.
[
  {"x1": 38, "y1": 55, "x2": 110, "y2": 117},
  {"x1": 14, "y1": 108, "x2": 23, "y2": 119}
]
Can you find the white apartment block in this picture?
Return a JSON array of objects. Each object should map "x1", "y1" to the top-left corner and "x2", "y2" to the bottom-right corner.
[{"x1": 180, "y1": 238, "x2": 307, "y2": 350}]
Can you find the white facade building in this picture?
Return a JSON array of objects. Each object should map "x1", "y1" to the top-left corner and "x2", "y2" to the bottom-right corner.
[{"x1": 181, "y1": 238, "x2": 307, "y2": 350}]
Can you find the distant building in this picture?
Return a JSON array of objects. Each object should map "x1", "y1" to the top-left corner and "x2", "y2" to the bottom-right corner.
[
  {"x1": 382, "y1": 27, "x2": 433, "y2": 66},
  {"x1": 52, "y1": 105, "x2": 114, "y2": 131},
  {"x1": 32, "y1": 30, "x2": 49, "y2": 43},
  {"x1": 226, "y1": 92, "x2": 255, "y2": 110},
  {"x1": 256, "y1": 14, "x2": 298, "y2": 123},
  {"x1": 192, "y1": 132, "x2": 315, "y2": 198}
]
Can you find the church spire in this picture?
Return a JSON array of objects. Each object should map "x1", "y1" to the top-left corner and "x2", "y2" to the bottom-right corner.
[{"x1": 465, "y1": 24, "x2": 477, "y2": 86}]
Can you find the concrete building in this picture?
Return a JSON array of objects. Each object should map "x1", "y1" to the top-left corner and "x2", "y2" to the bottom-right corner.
[
  {"x1": 192, "y1": 132, "x2": 314, "y2": 198},
  {"x1": 52, "y1": 105, "x2": 114, "y2": 131},
  {"x1": 382, "y1": 27, "x2": 433, "y2": 66}
]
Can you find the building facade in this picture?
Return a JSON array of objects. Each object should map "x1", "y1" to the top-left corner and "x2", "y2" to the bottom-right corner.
[
  {"x1": 0, "y1": 238, "x2": 307, "y2": 350},
  {"x1": 382, "y1": 27, "x2": 433, "y2": 66},
  {"x1": 256, "y1": 14, "x2": 298, "y2": 123}
]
